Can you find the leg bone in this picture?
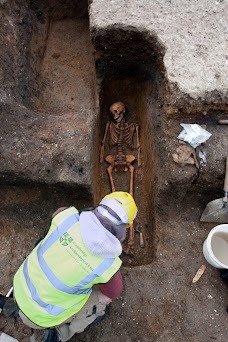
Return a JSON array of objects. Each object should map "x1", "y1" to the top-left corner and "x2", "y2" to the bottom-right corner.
[{"x1": 107, "y1": 165, "x2": 116, "y2": 193}]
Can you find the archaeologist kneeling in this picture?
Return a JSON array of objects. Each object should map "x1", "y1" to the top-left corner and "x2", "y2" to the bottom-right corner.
[{"x1": 8, "y1": 192, "x2": 137, "y2": 342}]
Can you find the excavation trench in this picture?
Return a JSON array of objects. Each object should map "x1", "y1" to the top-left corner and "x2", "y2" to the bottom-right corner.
[
  {"x1": 93, "y1": 60, "x2": 158, "y2": 265},
  {"x1": 31, "y1": 1, "x2": 97, "y2": 114},
  {"x1": 92, "y1": 30, "x2": 166, "y2": 265},
  {"x1": 3, "y1": 1, "x2": 166, "y2": 267}
]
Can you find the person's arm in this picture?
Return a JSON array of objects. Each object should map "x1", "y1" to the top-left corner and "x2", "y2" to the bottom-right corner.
[{"x1": 98, "y1": 270, "x2": 123, "y2": 300}]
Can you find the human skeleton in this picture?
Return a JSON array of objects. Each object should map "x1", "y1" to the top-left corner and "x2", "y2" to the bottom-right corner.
[{"x1": 100, "y1": 102, "x2": 142, "y2": 250}]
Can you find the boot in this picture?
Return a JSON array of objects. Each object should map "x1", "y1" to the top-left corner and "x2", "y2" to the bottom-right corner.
[{"x1": 42, "y1": 329, "x2": 59, "y2": 342}]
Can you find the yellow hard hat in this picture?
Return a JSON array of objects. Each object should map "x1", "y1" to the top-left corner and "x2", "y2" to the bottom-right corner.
[{"x1": 99, "y1": 192, "x2": 137, "y2": 227}]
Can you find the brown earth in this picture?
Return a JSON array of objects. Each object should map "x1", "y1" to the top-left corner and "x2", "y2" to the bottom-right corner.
[{"x1": 0, "y1": 1, "x2": 227, "y2": 341}]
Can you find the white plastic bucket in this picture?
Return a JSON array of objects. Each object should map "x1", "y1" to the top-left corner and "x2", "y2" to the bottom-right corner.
[{"x1": 203, "y1": 224, "x2": 228, "y2": 269}]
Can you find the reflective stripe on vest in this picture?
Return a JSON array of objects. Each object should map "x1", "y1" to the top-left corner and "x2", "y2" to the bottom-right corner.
[
  {"x1": 23, "y1": 258, "x2": 67, "y2": 316},
  {"x1": 22, "y1": 211, "x2": 116, "y2": 316}
]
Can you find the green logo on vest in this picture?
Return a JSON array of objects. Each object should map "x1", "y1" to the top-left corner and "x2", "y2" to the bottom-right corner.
[{"x1": 60, "y1": 232, "x2": 73, "y2": 246}]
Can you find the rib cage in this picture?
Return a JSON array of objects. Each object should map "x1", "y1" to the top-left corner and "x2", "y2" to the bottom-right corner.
[
  {"x1": 109, "y1": 122, "x2": 136, "y2": 149},
  {"x1": 107, "y1": 121, "x2": 136, "y2": 167}
]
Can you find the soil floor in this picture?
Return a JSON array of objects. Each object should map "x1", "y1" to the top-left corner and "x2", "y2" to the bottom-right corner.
[{"x1": 34, "y1": 17, "x2": 96, "y2": 115}]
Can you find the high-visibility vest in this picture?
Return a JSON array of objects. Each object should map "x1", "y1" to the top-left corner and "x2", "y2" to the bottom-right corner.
[{"x1": 13, "y1": 207, "x2": 122, "y2": 327}]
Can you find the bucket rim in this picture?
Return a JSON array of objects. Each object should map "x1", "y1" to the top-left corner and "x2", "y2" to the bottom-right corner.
[
  {"x1": 205, "y1": 224, "x2": 228, "y2": 268},
  {"x1": 207, "y1": 224, "x2": 228, "y2": 241}
]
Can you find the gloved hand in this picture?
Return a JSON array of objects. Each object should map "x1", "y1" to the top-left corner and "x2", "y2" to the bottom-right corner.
[
  {"x1": 0, "y1": 295, "x2": 19, "y2": 318},
  {"x1": 0, "y1": 294, "x2": 7, "y2": 313},
  {"x1": 2, "y1": 297, "x2": 19, "y2": 318}
]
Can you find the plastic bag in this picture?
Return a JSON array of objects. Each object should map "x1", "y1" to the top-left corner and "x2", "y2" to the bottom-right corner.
[{"x1": 177, "y1": 124, "x2": 211, "y2": 148}]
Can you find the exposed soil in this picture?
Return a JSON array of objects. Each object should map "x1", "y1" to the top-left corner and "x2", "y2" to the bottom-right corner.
[
  {"x1": 0, "y1": 1, "x2": 227, "y2": 342},
  {"x1": 33, "y1": 17, "x2": 96, "y2": 114}
]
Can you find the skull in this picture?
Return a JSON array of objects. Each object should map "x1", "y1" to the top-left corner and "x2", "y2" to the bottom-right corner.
[{"x1": 109, "y1": 102, "x2": 126, "y2": 123}]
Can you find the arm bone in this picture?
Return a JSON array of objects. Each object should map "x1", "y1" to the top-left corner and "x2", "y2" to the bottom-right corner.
[
  {"x1": 100, "y1": 122, "x2": 110, "y2": 163},
  {"x1": 136, "y1": 125, "x2": 142, "y2": 167}
]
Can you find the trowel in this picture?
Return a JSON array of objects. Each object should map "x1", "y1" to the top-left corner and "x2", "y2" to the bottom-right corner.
[{"x1": 200, "y1": 157, "x2": 228, "y2": 223}]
